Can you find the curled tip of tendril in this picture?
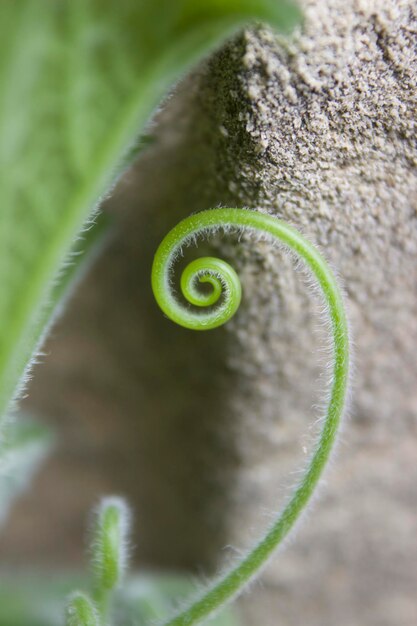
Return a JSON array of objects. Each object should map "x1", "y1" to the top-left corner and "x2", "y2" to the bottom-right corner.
[
  {"x1": 151, "y1": 208, "x2": 350, "y2": 626},
  {"x1": 152, "y1": 233, "x2": 242, "y2": 331},
  {"x1": 180, "y1": 256, "x2": 242, "y2": 325}
]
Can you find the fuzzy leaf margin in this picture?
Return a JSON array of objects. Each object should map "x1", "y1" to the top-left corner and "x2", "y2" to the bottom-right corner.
[{"x1": 0, "y1": 0, "x2": 300, "y2": 429}]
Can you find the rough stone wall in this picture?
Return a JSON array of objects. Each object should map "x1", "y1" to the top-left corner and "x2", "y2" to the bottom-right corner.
[
  {"x1": 1, "y1": 1, "x2": 416, "y2": 625},
  {"x1": 196, "y1": 2, "x2": 417, "y2": 623}
]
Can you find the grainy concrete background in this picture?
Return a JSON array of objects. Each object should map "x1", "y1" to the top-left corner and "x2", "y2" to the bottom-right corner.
[{"x1": 1, "y1": 1, "x2": 416, "y2": 624}]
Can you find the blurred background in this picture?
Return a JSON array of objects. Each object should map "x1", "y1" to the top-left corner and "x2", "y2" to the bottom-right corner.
[{"x1": 1, "y1": 1, "x2": 416, "y2": 625}]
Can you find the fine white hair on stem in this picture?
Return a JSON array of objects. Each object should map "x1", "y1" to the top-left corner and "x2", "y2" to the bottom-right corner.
[
  {"x1": 65, "y1": 591, "x2": 99, "y2": 626},
  {"x1": 89, "y1": 496, "x2": 132, "y2": 592},
  {"x1": 151, "y1": 208, "x2": 351, "y2": 626}
]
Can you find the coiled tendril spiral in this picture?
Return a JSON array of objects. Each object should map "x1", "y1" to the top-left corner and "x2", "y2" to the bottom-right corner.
[{"x1": 151, "y1": 208, "x2": 350, "y2": 626}]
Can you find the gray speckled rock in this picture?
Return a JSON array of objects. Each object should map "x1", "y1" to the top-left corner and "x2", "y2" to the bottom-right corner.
[{"x1": 194, "y1": 1, "x2": 417, "y2": 624}]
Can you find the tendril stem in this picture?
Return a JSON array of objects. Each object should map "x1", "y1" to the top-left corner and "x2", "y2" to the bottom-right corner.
[{"x1": 151, "y1": 208, "x2": 350, "y2": 626}]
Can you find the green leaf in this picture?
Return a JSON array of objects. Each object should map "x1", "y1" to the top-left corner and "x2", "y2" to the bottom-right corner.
[
  {"x1": 0, "y1": 415, "x2": 53, "y2": 526},
  {"x1": 0, "y1": 573, "x2": 240, "y2": 626},
  {"x1": 0, "y1": 0, "x2": 300, "y2": 431},
  {"x1": 0, "y1": 573, "x2": 83, "y2": 626},
  {"x1": 47, "y1": 210, "x2": 113, "y2": 323}
]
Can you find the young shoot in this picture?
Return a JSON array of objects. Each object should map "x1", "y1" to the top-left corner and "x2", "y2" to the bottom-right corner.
[
  {"x1": 90, "y1": 497, "x2": 131, "y2": 622},
  {"x1": 65, "y1": 592, "x2": 99, "y2": 626}
]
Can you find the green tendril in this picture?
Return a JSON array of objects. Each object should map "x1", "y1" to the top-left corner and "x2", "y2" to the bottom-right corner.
[{"x1": 151, "y1": 207, "x2": 350, "y2": 626}]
